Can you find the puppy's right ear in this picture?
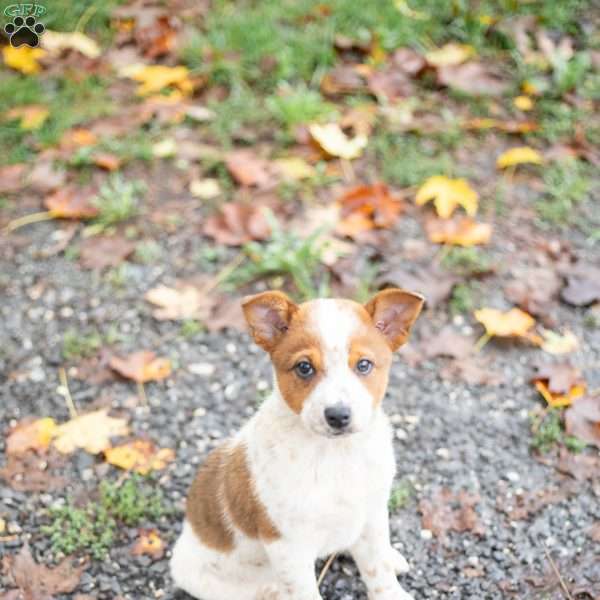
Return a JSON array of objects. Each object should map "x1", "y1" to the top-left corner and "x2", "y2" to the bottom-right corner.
[{"x1": 242, "y1": 291, "x2": 298, "y2": 351}]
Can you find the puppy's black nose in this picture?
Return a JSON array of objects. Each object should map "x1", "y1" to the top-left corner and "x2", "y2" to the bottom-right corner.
[{"x1": 324, "y1": 404, "x2": 352, "y2": 430}]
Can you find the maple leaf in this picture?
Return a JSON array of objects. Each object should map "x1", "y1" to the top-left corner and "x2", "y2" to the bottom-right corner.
[
  {"x1": 79, "y1": 235, "x2": 135, "y2": 270},
  {"x1": 109, "y1": 351, "x2": 172, "y2": 383},
  {"x1": 44, "y1": 186, "x2": 99, "y2": 219},
  {"x1": 534, "y1": 380, "x2": 585, "y2": 408},
  {"x1": 225, "y1": 150, "x2": 273, "y2": 187},
  {"x1": 52, "y1": 409, "x2": 130, "y2": 455},
  {"x1": 496, "y1": 146, "x2": 544, "y2": 168},
  {"x1": 123, "y1": 64, "x2": 193, "y2": 96},
  {"x1": 104, "y1": 440, "x2": 175, "y2": 474},
  {"x1": 425, "y1": 217, "x2": 492, "y2": 246},
  {"x1": 5, "y1": 105, "x2": 49, "y2": 130},
  {"x1": 203, "y1": 202, "x2": 271, "y2": 246},
  {"x1": 41, "y1": 30, "x2": 101, "y2": 58},
  {"x1": 2, "y1": 45, "x2": 46, "y2": 75},
  {"x1": 514, "y1": 95, "x2": 534, "y2": 111},
  {"x1": 145, "y1": 283, "x2": 213, "y2": 320},
  {"x1": 565, "y1": 395, "x2": 600, "y2": 448},
  {"x1": 425, "y1": 42, "x2": 475, "y2": 66},
  {"x1": 437, "y1": 61, "x2": 508, "y2": 96},
  {"x1": 131, "y1": 529, "x2": 165, "y2": 559},
  {"x1": 309, "y1": 123, "x2": 367, "y2": 160},
  {"x1": 474, "y1": 307, "x2": 537, "y2": 341},
  {"x1": 531, "y1": 361, "x2": 584, "y2": 395},
  {"x1": 415, "y1": 175, "x2": 478, "y2": 218},
  {"x1": 3, "y1": 543, "x2": 87, "y2": 599},
  {"x1": 539, "y1": 328, "x2": 578, "y2": 355},
  {"x1": 5, "y1": 418, "x2": 57, "y2": 455}
]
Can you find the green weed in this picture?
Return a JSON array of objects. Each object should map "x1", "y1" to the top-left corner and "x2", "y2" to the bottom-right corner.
[
  {"x1": 442, "y1": 247, "x2": 491, "y2": 276},
  {"x1": 180, "y1": 319, "x2": 205, "y2": 339},
  {"x1": 449, "y1": 282, "x2": 478, "y2": 315},
  {"x1": 267, "y1": 86, "x2": 336, "y2": 128},
  {"x1": 389, "y1": 480, "x2": 415, "y2": 512},
  {"x1": 43, "y1": 476, "x2": 166, "y2": 559},
  {"x1": 530, "y1": 409, "x2": 587, "y2": 453},
  {"x1": 134, "y1": 240, "x2": 163, "y2": 264},
  {"x1": 62, "y1": 329, "x2": 103, "y2": 360}
]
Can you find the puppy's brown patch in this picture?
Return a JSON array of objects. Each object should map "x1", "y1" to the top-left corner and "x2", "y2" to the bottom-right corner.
[
  {"x1": 186, "y1": 446, "x2": 234, "y2": 552},
  {"x1": 223, "y1": 443, "x2": 280, "y2": 541}
]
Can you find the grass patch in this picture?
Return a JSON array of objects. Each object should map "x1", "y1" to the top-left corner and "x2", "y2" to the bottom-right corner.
[
  {"x1": 62, "y1": 329, "x2": 103, "y2": 360},
  {"x1": 389, "y1": 480, "x2": 415, "y2": 512},
  {"x1": 531, "y1": 409, "x2": 587, "y2": 453},
  {"x1": 227, "y1": 211, "x2": 329, "y2": 300},
  {"x1": 449, "y1": 282, "x2": 480, "y2": 315},
  {"x1": 267, "y1": 85, "x2": 336, "y2": 128},
  {"x1": 180, "y1": 319, "x2": 205, "y2": 339},
  {"x1": 442, "y1": 247, "x2": 491, "y2": 276},
  {"x1": 43, "y1": 475, "x2": 166, "y2": 559}
]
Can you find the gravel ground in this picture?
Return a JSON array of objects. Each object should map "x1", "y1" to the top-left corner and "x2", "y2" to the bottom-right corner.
[{"x1": 1, "y1": 171, "x2": 600, "y2": 600}]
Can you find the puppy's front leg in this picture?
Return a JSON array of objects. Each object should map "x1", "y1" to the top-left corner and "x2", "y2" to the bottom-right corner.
[
  {"x1": 263, "y1": 540, "x2": 322, "y2": 600},
  {"x1": 351, "y1": 503, "x2": 413, "y2": 600}
]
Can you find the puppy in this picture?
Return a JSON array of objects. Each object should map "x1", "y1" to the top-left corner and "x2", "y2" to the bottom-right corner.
[{"x1": 171, "y1": 288, "x2": 424, "y2": 600}]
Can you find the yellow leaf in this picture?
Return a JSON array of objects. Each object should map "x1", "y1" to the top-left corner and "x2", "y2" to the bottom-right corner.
[
  {"x1": 273, "y1": 157, "x2": 316, "y2": 181},
  {"x1": 53, "y1": 410, "x2": 130, "y2": 455},
  {"x1": 5, "y1": 105, "x2": 49, "y2": 130},
  {"x1": 474, "y1": 308, "x2": 536, "y2": 338},
  {"x1": 425, "y1": 217, "x2": 491, "y2": 246},
  {"x1": 109, "y1": 351, "x2": 172, "y2": 382},
  {"x1": 6, "y1": 417, "x2": 57, "y2": 455},
  {"x1": 190, "y1": 178, "x2": 221, "y2": 200},
  {"x1": 416, "y1": 175, "x2": 478, "y2": 218},
  {"x1": 308, "y1": 123, "x2": 367, "y2": 160},
  {"x1": 2, "y1": 45, "x2": 46, "y2": 75},
  {"x1": 425, "y1": 43, "x2": 475, "y2": 67},
  {"x1": 132, "y1": 529, "x2": 165, "y2": 558},
  {"x1": 535, "y1": 380, "x2": 585, "y2": 408},
  {"x1": 41, "y1": 30, "x2": 101, "y2": 58},
  {"x1": 104, "y1": 440, "x2": 175, "y2": 474},
  {"x1": 124, "y1": 64, "x2": 193, "y2": 96},
  {"x1": 513, "y1": 95, "x2": 534, "y2": 111},
  {"x1": 497, "y1": 146, "x2": 543, "y2": 169},
  {"x1": 539, "y1": 329, "x2": 579, "y2": 355}
]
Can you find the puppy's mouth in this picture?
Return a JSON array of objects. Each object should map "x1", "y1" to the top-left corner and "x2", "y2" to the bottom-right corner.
[{"x1": 325, "y1": 427, "x2": 356, "y2": 438}]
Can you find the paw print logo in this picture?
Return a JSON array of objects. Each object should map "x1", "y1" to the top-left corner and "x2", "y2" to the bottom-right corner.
[{"x1": 5, "y1": 15, "x2": 45, "y2": 48}]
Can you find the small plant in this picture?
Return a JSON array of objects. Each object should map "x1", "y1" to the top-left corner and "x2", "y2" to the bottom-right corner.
[
  {"x1": 530, "y1": 409, "x2": 587, "y2": 453},
  {"x1": 442, "y1": 247, "x2": 491, "y2": 276},
  {"x1": 267, "y1": 85, "x2": 335, "y2": 128},
  {"x1": 62, "y1": 329, "x2": 102, "y2": 360},
  {"x1": 87, "y1": 175, "x2": 144, "y2": 235},
  {"x1": 536, "y1": 159, "x2": 590, "y2": 225},
  {"x1": 449, "y1": 282, "x2": 477, "y2": 315},
  {"x1": 228, "y1": 211, "x2": 330, "y2": 300},
  {"x1": 134, "y1": 240, "x2": 162, "y2": 264},
  {"x1": 43, "y1": 476, "x2": 166, "y2": 559},
  {"x1": 180, "y1": 319, "x2": 204, "y2": 339},
  {"x1": 389, "y1": 480, "x2": 415, "y2": 512}
]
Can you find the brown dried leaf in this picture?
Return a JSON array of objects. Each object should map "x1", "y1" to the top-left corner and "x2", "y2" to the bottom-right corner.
[
  {"x1": 561, "y1": 264, "x2": 600, "y2": 306},
  {"x1": 367, "y1": 68, "x2": 413, "y2": 103},
  {"x1": 205, "y1": 296, "x2": 247, "y2": 333},
  {"x1": 27, "y1": 160, "x2": 67, "y2": 194},
  {"x1": 498, "y1": 484, "x2": 576, "y2": 520},
  {"x1": 419, "y1": 489, "x2": 485, "y2": 543},
  {"x1": 109, "y1": 351, "x2": 172, "y2": 383},
  {"x1": 44, "y1": 186, "x2": 99, "y2": 220},
  {"x1": 440, "y1": 357, "x2": 504, "y2": 386},
  {"x1": 2, "y1": 543, "x2": 87, "y2": 600},
  {"x1": 0, "y1": 164, "x2": 26, "y2": 194},
  {"x1": 437, "y1": 62, "x2": 509, "y2": 96},
  {"x1": 131, "y1": 529, "x2": 165, "y2": 559},
  {"x1": 0, "y1": 450, "x2": 67, "y2": 492},
  {"x1": 556, "y1": 448, "x2": 600, "y2": 481},
  {"x1": 504, "y1": 267, "x2": 561, "y2": 316},
  {"x1": 225, "y1": 150, "x2": 273, "y2": 187},
  {"x1": 565, "y1": 395, "x2": 600, "y2": 448},
  {"x1": 79, "y1": 236, "x2": 135, "y2": 270},
  {"x1": 424, "y1": 326, "x2": 474, "y2": 360},
  {"x1": 203, "y1": 202, "x2": 271, "y2": 246},
  {"x1": 321, "y1": 65, "x2": 367, "y2": 96},
  {"x1": 145, "y1": 283, "x2": 214, "y2": 321},
  {"x1": 92, "y1": 152, "x2": 121, "y2": 171},
  {"x1": 531, "y1": 361, "x2": 583, "y2": 395},
  {"x1": 5, "y1": 418, "x2": 57, "y2": 456}
]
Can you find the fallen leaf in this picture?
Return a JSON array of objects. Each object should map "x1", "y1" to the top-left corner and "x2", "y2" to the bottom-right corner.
[
  {"x1": 41, "y1": 30, "x2": 101, "y2": 58},
  {"x1": 123, "y1": 64, "x2": 193, "y2": 96},
  {"x1": 496, "y1": 146, "x2": 543, "y2": 168},
  {"x1": 6, "y1": 418, "x2": 57, "y2": 455},
  {"x1": 474, "y1": 307, "x2": 536, "y2": 340},
  {"x1": 225, "y1": 150, "x2": 273, "y2": 187},
  {"x1": 440, "y1": 357, "x2": 504, "y2": 386},
  {"x1": 426, "y1": 42, "x2": 475, "y2": 66},
  {"x1": 109, "y1": 351, "x2": 172, "y2": 383},
  {"x1": 2, "y1": 543, "x2": 87, "y2": 599},
  {"x1": 424, "y1": 326, "x2": 474, "y2": 360},
  {"x1": 497, "y1": 484, "x2": 576, "y2": 520},
  {"x1": 44, "y1": 186, "x2": 99, "y2": 219},
  {"x1": 0, "y1": 450, "x2": 67, "y2": 492},
  {"x1": 336, "y1": 183, "x2": 404, "y2": 236},
  {"x1": 145, "y1": 283, "x2": 213, "y2": 320},
  {"x1": 2, "y1": 45, "x2": 46, "y2": 74},
  {"x1": 309, "y1": 123, "x2": 368, "y2": 160},
  {"x1": 79, "y1": 236, "x2": 135, "y2": 270},
  {"x1": 205, "y1": 295, "x2": 247, "y2": 333},
  {"x1": 58, "y1": 128, "x2": 98, "y2": 151},
  {"x1": 27, "y1": 160, "x2": 67, "y2": 193},
  {"x1": 425, "y1": 217, "x2": 492, "y2": 246},
  {"x1": 53, "y1": 409, "x2": 130, "y2": 455},
  {"x1": 504, "y1": 267, "x2": 561, "y2": 316},
  {"x1": 419, "y1": 489, "x2": 485, "y2": 543},
  {"x1": 415, "y1": 175, "x2": 478, "y2": 218},
  {"x1": 535, "y1": 379, "x2": 585, "y2": 408},
  {"x1": 556, "y1": 448, "x2": 600, "y2": 481},
  {"x1": 273, "y1": 157, "x2": 316, "y2": 181},
  {"x1": 203, "y1": 202, "x2": 271, "y2": 246},
  {"x1": 0, "y1": 164, "x2": 26, "y2": 194},
  {"x1": 367, "y1": 67, "x2": 412, "y2": 103},
  {"x1": 105, "y1": 440, "x2": 174, "y2": 474},
  {"x1": 531, "y1": 361, "x2": 584, "y2": 395},
  {"x1": 539, "y1": 328, "x2": 578, "y2": 354},
  {"x1": 190, "y1": 178, "x2": 221, "y2": 199},
  {"x1": 131, "y1": 529, "x2": 165, "y2": 559},
  {"x1": 464, "y1": 117, "x2": 538, "y2": 134},
  {"x1": 92, "y1": 152, "x2": 121, "y2": 171},
  {"x1": 437, "y1": 61, "x2": 508, "y2": 96},
  {"x1": 560, "y1": 264, "x2": 600, "y2": 306},
  {"x1": 514, "y1": 95, "x2": 534, "y2": 111},
  {"x1": 5, "y1": 105, "x2": 49, "y2": 130},
  {"x1": 321, "y1": 64, "x2": 367, "y2": 96},
  {"x1": 565, "y1": 395, "x2": 600, "y2": 448}
]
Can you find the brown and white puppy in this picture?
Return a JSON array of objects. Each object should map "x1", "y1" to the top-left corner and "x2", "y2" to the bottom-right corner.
[{"x1": 171, "y1": 289, "x2": 424, "y2": 600}]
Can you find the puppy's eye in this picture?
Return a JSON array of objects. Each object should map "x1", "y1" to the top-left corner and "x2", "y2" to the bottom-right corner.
[
  {"x1": 356, "y1": 359, "x2": 373, "y2": 375},
  {"x1": 294, "y1": 361, "x2": 315, "y2": 379}
]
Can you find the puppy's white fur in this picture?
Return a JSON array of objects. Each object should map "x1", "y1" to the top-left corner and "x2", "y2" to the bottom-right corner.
[{"x1": 171, "y1": 294, "x2": 421, "y2": 600}]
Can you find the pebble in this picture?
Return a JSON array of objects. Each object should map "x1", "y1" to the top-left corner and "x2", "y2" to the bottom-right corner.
[
  {"x1": 188, "y1": 362, "x2": 216, "y2": 377},
  {"x1": 420, "y1": 529, "x2": 433, "y2": 540}
]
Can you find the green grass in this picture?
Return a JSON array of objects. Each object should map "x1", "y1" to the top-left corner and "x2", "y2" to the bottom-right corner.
[
  {"x1": 134, "y1": 240, "x2": 163, "y2": 264},
  {"x1": 530, "y1": 409, "x2": 587, "y2": 453},
  {"x1": 442, "y1": 247, "x2": 491, "y2": 276},
  {"x1": 180, "y1": 319, "x2": 205, "y2": 339},
  {"x1": 449, "y1": 282, "x2": 478, "y2": 315},
  {"x1": 536, "y1": 159, "x2": 590, "y2": 225},
  {"x1": 389, "y1": 480, "x2": 415, "y2": 512},
  {"x1": 227, "y1": 211, "x2": 330, "y2": 301},
  {"x1": 267, "y1": 85, "x2": 336, "y2": 128},
  {"x1": 43, "y1": 476, "x2": 166, "y2": 559},
  {"x1": 62, "y1": 328, "x2": 103, "y2": 360}
]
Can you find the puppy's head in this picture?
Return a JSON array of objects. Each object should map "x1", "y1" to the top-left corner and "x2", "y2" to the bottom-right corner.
[{"x1": 242, "y1": 289, "x2": 424, "y2": 438}]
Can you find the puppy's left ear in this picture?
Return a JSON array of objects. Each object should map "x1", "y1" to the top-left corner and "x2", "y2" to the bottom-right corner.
[
  {"x1": 242, "y1": 291, "x2": 298, "y2": 352},
  {"x1": 364, "y1": 288, "x2": 424, "y2": 350}
]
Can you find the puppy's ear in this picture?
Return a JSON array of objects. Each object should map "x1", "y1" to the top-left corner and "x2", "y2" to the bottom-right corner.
[
  {"x1": 364, "y1": 288, "x2": 424, "y2": 350},
  {"x1": 242, "y1": 291, "x2": 298, "y2": 351}
]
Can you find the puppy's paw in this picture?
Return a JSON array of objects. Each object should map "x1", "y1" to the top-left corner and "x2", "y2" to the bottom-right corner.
[{"x1": 388, "y1": 548, "x2": 410, "y2": 575}]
